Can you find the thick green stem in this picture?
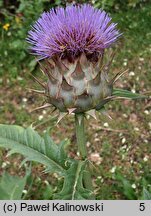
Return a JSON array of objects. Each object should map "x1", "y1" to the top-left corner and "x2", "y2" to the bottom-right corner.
[
  {"x1": 75, "y1": 113, "x2": 87, "y2": 159},
  {"x1": 75, "y1": 113, "x2": 94, "y2": 198}
]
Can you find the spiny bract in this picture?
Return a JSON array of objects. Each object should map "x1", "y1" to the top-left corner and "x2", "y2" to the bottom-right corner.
[{"x1": 27, "y1": 4, "x2": 123, "y2": 119}]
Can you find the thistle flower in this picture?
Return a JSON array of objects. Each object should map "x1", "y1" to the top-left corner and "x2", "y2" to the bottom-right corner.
[
  {"x1": 27, "y1": 4, "x2": 120, "y2": 60},
  {"x1": 27, "y1": 4, "x2": 124, "y2": 120}
]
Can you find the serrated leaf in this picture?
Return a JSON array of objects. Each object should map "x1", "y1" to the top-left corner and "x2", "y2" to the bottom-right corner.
[
  {"x1": 57, "y1": 140, "x2": 70, "y2": 167},
  {"x1": 43, "y1": 133, "x2": 69, "y2": 169},
  {"x1": 43, "y1": 133, "x2": 69, "y2": 173},
  {"x1": 54, "y1": 160, "x2": 92, "y2": 200},
  {"x1": 0, "y1": 171, "x2": 29, "y2": 200},
  {"x1": 113, "y1": 88, "x2": 147, "y2": 99},
  {"x1": 0, "y1": 125, "x2": 66, "y2": 176}
]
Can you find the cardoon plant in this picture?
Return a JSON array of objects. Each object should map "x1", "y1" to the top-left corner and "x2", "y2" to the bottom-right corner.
[
  {"x1": 0, "y1": 4, "x2": 146, "y2": 200},
  {"x1": 27, "y1": 4, "x2": 121, "y2": 156}
]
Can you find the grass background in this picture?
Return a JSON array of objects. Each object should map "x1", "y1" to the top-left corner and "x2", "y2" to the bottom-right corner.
[{"x1": 0, "y1": 0, "x2": 151, "y2": 199}]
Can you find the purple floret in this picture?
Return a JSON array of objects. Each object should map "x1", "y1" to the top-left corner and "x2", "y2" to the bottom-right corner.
[{"x1": 27, "y1": 4, "x2": 121, "y2": 60}]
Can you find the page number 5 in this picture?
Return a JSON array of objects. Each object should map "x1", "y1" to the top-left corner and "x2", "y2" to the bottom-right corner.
[{"x1": 139, "y1": 203, "x2": 145, "y2": 211}]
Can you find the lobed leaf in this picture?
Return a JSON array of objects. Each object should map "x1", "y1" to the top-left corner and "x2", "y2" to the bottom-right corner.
[
  {"x1": 0, "y1": 125, "x2": 92, "y2": 200},
  {"x1": 54, "y1": 160, "x2": 92, "y2": 200},
  {"x1": 0, "y1": 125, "x2": 68, "y2": 176}
]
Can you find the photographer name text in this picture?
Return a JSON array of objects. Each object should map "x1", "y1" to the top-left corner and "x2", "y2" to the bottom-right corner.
[{"x1": 3, "y1": 202, "x2": 104, "y2": 213}]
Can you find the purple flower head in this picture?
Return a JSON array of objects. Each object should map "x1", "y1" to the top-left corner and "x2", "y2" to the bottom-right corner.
[{"x1": 27, "y1": 4, "x2": 121, "y2": 60}]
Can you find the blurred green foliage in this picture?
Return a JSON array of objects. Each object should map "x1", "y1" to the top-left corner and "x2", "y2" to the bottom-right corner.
[
  {"x1": 0, "y1": 0, "x2": 52, "y2": 77},
  {"x1": 0, "y1": 0, "x2": 149, "y2": 78},
  {"x1": 94, "y1": 0, "x2": 148, "y2": 10}
]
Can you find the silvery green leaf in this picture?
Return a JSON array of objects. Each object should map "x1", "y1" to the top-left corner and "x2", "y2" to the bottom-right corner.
[
  {"x1": 0, "y1": 170, "x2": 29, "y2": 200},
  {"x1": 54, "y1": 160, "x2": 92, "y2": 200},
  {"x1": 0, "y1": 125, "x2": 67, "y2": 176},
  {"x1": 141, "y1": 188, "x2": 151, "y2": 200},
  {"x1": 113, "y1": 88, "x2": 147, "y2": 99}
]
